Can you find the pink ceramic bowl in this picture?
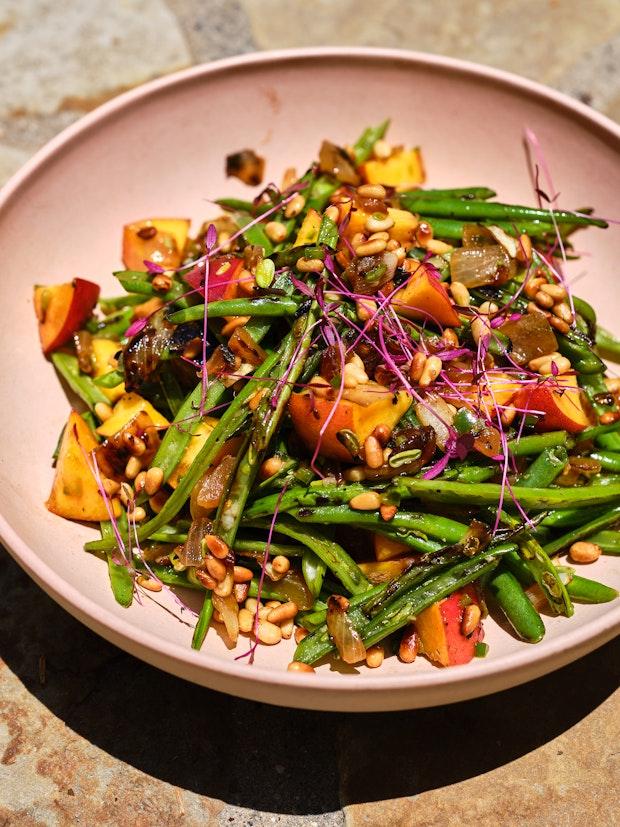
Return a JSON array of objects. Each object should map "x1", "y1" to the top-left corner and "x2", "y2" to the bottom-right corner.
[{"x1": 0, "y1": 48, "x2": 618, "y2": 711}]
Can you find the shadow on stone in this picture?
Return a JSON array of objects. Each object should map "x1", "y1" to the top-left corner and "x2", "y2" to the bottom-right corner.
[{"x1": 1, "y1": 549, "x2": 617, "y2": 814}]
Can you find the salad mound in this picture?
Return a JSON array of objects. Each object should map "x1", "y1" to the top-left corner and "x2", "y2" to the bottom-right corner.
[{"x1": 34, "y1": 120, "x2": 620, "y2": 673}]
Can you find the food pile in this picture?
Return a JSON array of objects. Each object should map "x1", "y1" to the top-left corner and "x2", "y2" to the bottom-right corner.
[{"x1": 35, "y1": 121, "x2": 620, "y2": 673}]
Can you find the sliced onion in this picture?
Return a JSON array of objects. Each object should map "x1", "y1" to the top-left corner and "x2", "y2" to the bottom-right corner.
[
  {"x1": 415, "y1": 393, "x2": 455, "y2": 450},
  {"x1": 123, "y1": 310, "x2": 175, "y2": 391},
  {"x1": 270, "y1": 570, "x2": 314, "y2": 611},
  {"x1": 487, "y1": 225, "x2": 519, "y2": 259},
  {"x1": 179, "y1": 517, "x2": 211, "y2": 566},
  {"x1": 326, "y1": 595, "x2": 366, "y2": 664},
  {"x1": 191, "y1": 454, "x2": 237, "y2": 517},
  {"x1": 449, "y1": 244, "x2": 514, "y2": 288},
  {"x1": 500, "y1": 313, "x2": 558, "y2": 366},
  {"x1": 212, "y1": 591, "x2": 239, "y2": 644},
  {"x1": 318, "y1": 140, "x2": 360, "y2": 185}
]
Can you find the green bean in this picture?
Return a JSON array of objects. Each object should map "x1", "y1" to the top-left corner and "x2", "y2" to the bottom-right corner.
[
  {"x1": 86, "y1": 307, "x2": 133, "y2": 340},
  {"x1": 507, "y1": 432, "x2": 569, "y2": 456},
  {"x1": 94, "y1": 369, "x2": 124, "y2": 388},
  {"x1": 149, "y1": 530, "x2": 188, "y2": 543},
  {"x1": 234, "y1": 214, "x2": 274, "y2": 254},
  {"x1": 216, "y1": 198, "x2": 273, "y2": 216},
  {"x1": 541, "y1": 506, "x2": 608, "y2": 528},
  {"x1": 487, "y1": 569, "x2": 545, "y2": 642},
  {"x1": 302, "y1": 550, "x2": 327, "y2": 598},
  {"x1": 595, "y1": 327, "x2": 620, "y2": 363},
  {"x1": 400, "y1": 187, "x2": 496, "y2": 202},
  {"x1": 352, "y1": 119, "x2": 390, "y2": 165},
  {"x1": 371, "y1": 527, "x2": 441, "y2": 555},
  {"x1": 575, "y1": 420, "x2": 620, "y2": 443},
  {"x1": 597, "y1": 432, "x2": 620, "y2": 451},
  {"x1": 557, "y1": 333, "x2": 605, "y2": 375},
  {"x1": 585, "y1": 530, "x2": 620, "y2": 554},
  {"x1": 403, "y1": 197, "x2": 608, "y2": 228},
  {"x1": 115, "y1": 270, "x2": 192, "y2": 308},
  {"x1": 191, "y1": 592, "x2": 213, "y2": 650},
  {"x1": 101, "y1": 521, "x2": 134, "y2": 608},
  {"x1": 518, "y1": 446, "x2": 568, "y2": 488},
  {"x1": 590, "y1": 450, "x2": 620, "y2": 473},
  {"x1": 543, "y1": 505, "x2": 620, "y2": 557},
  {"x1": 572, "y1": 296, "x2": 597, "y2": 329},
  {"x1": 51, "y1": 352, "x2": 110, "y2": 410},
  {"x1": 565, "y1": 575, "x2": 618, "y2": 604},
  {"x1": 579, "y1": 373, "x2": 617, "y2": 414},
  {"x1": 234, "y1": 538, "x2": 304, "y2": 557},
  {"x1": 85, "y1": 349, "x2": 281, "y2": 553},
  {"x1": 317, "y1": 213, "x2": 339, "y2": 249},
  {"x1": 167, "y1": 297, "x2": 300, "y2": 324},
  {"x1": 99, "y1": 294, "x2": 145, "y2": 313},
  {"x1": 144, "y1": 563, "x2": 201, "y2": 590},
  {"x1": 246, "y1": 516, "x2": 370, "y2": 595},
  {"x1": 305, "y1": 176, "x2": 340, "y2": 213}
]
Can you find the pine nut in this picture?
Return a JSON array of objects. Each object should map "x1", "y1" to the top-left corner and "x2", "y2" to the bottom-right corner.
[
  {"x1": 535, "y1": 290, "x2": 555, "y2": 309},
  {"x1": 234, "y1": 582, "x2": 249, "y2": 604},
  {"x1": 257, "y1": 605, "x2": 272, "y2": 621},
  {"x1": 419, "y1": 355, "x2": 442, "y2": 388},
  {"x1": 287, "y1": 661, "x2": 315, "y2": 673},
  {"x1": 386, "y1": 238, "x2": 400, "y2": 251},
  {"x1": 324, "y1": 205, "x2": 340, "y2": 222},
  {"x1": 500, "y1": 405, "x2": 517, "y2": 427},
  {"x1": 238, "y1": 608, "x2": 254, "y2": 633},
  {"x1": 125, "y1": 456, "x2": 142, "y2": 480},
  {"x1": 260, "y1": 456, "x2": 285, "y2": 479},
  {"x1": 528, "y1": 352, "x2": 560, "y2": 371},
  {"x1": 379, "y1": 504, "x2": 397, "y2": 521},
  {"x1": 245, "y1": 598, "x2": 259, "y2": 614},
  {"x1": 524, "y1": 276, "x2": 546, "y2": 298},
  {"x1": 272, "y1": 555, "x2": 290, "y2": 575},
  {"x1": 206, "y1": 556, "x2": 227, "y2": 582},
  {"x1": 368, "y1": 230, "x2": 390, "y2": 241},
  {"x1": 294, "y1": 626, "x2": 308, "y2": 644},
  {"x1": 343, "y1": 467, "x2": 366, "y2": 482},
  {"x1": 372, "y1": 139, "x2": 392, "y2": 159},
  {"x1": 351, "y1": 231, "x2": 366, "y2": 247},
  {"x1": 365, "y1": 644, "x2": 384, "y2": 668},
  {"x1": 356, "y1": 298, "x2": 377, "y2": 321},
  {"x1": 549, "y1": 315, "x2": 570, "y2": 334},
  {"x1": 195, "y1": 570, "x2": 217, "y2": 590},
  {"x1": 133, "y1": 471, "x2": 147, "y2": 494},
  {"x1": 540, "y1": 283, "x2": 567, "y2": 301},
  {"x1": 123, "y1": 432, "x2": 146, "y2": 456},
  {"x1": 365, "y1": 213, "x2": 394, "y2": 233},
  {"x1": 94, "y1": 401, "x2": 113, "y2": 421},
  {"x1": 354, "y1": 238, "x2": 387, "y2": 256},
  {"x1": 284, "y1": 193, "x2": 306, "y2": 218},
  {"x1": 233, "y1": 566, "x2": 253, "y2": 584},
  {"x1": 553, "y1": 302, "x2": 574, "y2": 324},
  {"x1": 103, "y1": 477, "x2": 120, "y2": 497},
  {"x1": 372, "y1": 424, "x2": 391, "y2": 445},
  {"x1": 238, "y1": 269, "x2": 255, "y2": 295},
  {"x1": 296, "y1": 258, "x2": 324, "y2": 273},
  {"x1": 214, "y1": 569, "x2": 234, "y2": 597},
  {"x1": 600, "y1": 411, "x2": 620, "y2": 424},
  {"x1": 281, "y1": 166, "x2": 297, "y2": 189},
  {"x1": 204, "y1": 534, "x2": 230, "y2": 559},
  {"x1": 358, "y1": 184, "x2": 387, "y2": 199},
  {"x1": 410, "y1": 352, "x2": 426, "y2": 382},
  {"x1": 267, "y1": 602, "x2": 298, "y2": 624},
  {"x1": 527, "y1": 301, "x2": 547, "y2": 316},
  {"x1": 516, "y1": 233, "x2": 532, "y2": 263},
  {"x1": 257, "y1": 620, "x2": 282, "y2": 645},
  {"x1": 569, "y1": 541, "x2": 602, "y2": 563},
  {"x1": 364, "y1": 434, "x2": 384, "y2": 469},
  {"x1": 144, "y1": 466, "x2": 164, "y2": 496},
  {"x1": 461, "y1": 604, "x2": 481, "y2": 636},
  {"x1": 442, "y1": 328, "x2": 459, "y2": 347},
  {"x1": 149, "y1": 491, "x2": 168, "y2": 514},
  {"x1": 398, "y1": 624, "x2": 418, "y2": 663},
  {"x1": 152, "y1": 274, "x2": 172, "y2": 292},
  {"x1": 264, "y1": 221, "x2": 287, "y2": 243},
  {"x1": 343, "y1": 361, "x2": 369, "y2": 388},
  {"x1": 119, "y1": 482, "x2": 133, "y2": 507},
  {"x1": 221, "y1": 315, "x2": 250, "y2": 337},
  {"x1": 308, "y1": 375, "x2": 332, "y2": 397},
  {"x1": 280, "y1": 618, "x2": 295, "y2": 639},
  {"x1": 131, "y1": 506, "x2": 147, "y2": 522},
  {"x1": 449, "y1": 282, "x2": 470, "y2": 306},
  {"x1": 349, "y1": 491, "x2": 381, "y2": 511},
  {"x1": 136, "y1": 574, "x2": 162, "y2": 592}
]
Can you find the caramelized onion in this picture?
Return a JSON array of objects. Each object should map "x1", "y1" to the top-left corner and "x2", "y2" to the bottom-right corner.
[
  {"x1": 225, "y1": 149, "x2": 264, "y2": 186},
  {"x1": 270, "y1": 570, "x2": 314, "y2": 611},
  {"x1": 416, "y1": 394, "x2": 454, "y2": 450},
  {"x1": 212, "y1": 591, "x2": 239, "y2": 643},
  {"x1": 179, "y1": 517, "x2": 211, "y2": 566},
  {"x1": 450, "y1": 244, "x2": 515, "y2": 288},
  {"x1": 123, "y1": 310, "x2": 175, "y2": 391},
  {"x1": 191, "y1": 454, "x2": 237, "y2": 517},
  {"x1": 501, "y1": 313, "x2": 558, "y2": 366},
  {"x1": 326, "y1": 595, "x2": 366, "y2": 664},
  {"x1": 318, "y1": 140, "x2": 360, "y2": 185}
]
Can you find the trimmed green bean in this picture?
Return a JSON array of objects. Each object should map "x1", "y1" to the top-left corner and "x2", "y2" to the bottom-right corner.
[
  {"x1": 507, "y1": 432, "x2": 569, "y2": 456},
  {"x1": 167, "y1": 297, "x2": 300, "y2": 324},
  {"x1": 595, "y1": 326, "x2": 620, "y2": 363},
  {"x1": 518, "y1": 446, "x2": 568, "y2": 488},
  {"x1": 590, "y1": 450, "x2": 620, "y2": 473},
  {"x1": 191, "y1": 592, "x2": 213, "y2": 650},
  {"x1": 302, "y1": 550, "x2": 327, "y2": 598},
  {"x1": 487, "y1": 569, "x2": 545, "y2": 642},
  {"x1": 586, "y1": 530, "x2": 620, "y2": 553},
  {"x1": 401, "y1": 187, "x2": 496, "y2": 202},
  {"x1": 404, "y1": 197, "x2": 608, "y2": 227},
  {"x1": 566, "y1": 575, "x2": 618, "y2": 603},
  {"x1": 352, "y1": 119, "x2": 390, "y2": 165},
  {"x1": 543, "y1": 505, "x2": 620, "y2": 557},
  {"x1": 51, "y1": 352, "x2": 110, "y2": 410}
]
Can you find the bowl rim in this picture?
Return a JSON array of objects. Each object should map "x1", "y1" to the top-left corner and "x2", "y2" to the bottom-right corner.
[{"x1": 1, "y1": 46, "x2": 619, "y2": 709}]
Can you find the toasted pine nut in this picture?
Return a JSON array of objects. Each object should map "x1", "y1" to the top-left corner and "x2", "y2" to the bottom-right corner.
[
  {"x1": 527, "y1": 301, "x2": 547, "y2": 316},
  {"x1": 284, "y1": 193, "x2": 306, "y2": 218},
  {"x1": 343, "y1": 467, "x2": 366, "y2": 482},
  {"x1": 354, "y1": 238, "x2": 387, "y2": 256},
  {"x1": 267, "y1": 602, "x2": 298, "y2": 624},
  {"x1": 280, "y1": 618, "x2": 295, "y2": 639},
  {"x1": 214, "y1": 568, "x2": 234, "y2": 598},
  {"x1": 449, "y1": 281, "x2": 470, "y2": 306},
  {"x1": 364, "y1": 434, "x2": 384, "y2": 469},
  {"x1": 294, "y1": 626, "x2": 308, "y2": 644},
  {"x1": 264, "y1": 221, "x2": 287, "y2": 243},
  {"x1": 133, "y1": 471, "x2": 147, "y2": 494},
  {"x1": 103, "y1": 477, "x2": 120, "y2": 497},
  {"x1": 540, "y1": 283, "x2": 567, "y2": 301},
  {"x1": 461, "y1": 604, "x2": 481, "y2": 636},
  {"x1": 260, "y1": 456, "x2": 285, "y2": 479},
  {"x1": 152, "y1": 274, "x2": 172, "y2": 292},
  {"x1": 379, "y1": 504, "x2": 397, "y2": 521},
  {"x1": 94, "y1": 401, "x2": 113, "y2": 421},
  {"x1": 528, "y1": 351, "x2": 560, "y2": 371},
  {"x1": 136, "y1": 574, "x2": 162, "y2": 592},
  {"x1": 123, "y1": 432, "x2": 146, "y2": 456},
  {"x1": 204, "y1": 534, "x2": 230, "y2": 559},
  {"x1": 553, "y1": 302, "x2": 574, "y2": 324},
  {"x1": 234, "y1": 582, "x2": 249, "y2": 604},
  {"x1": 324, "y1": 204, "x2": 340, "y2": 222},
  {"x1": 131, "y1": 506, "x2": 147, "y2": 522},
  {"x1": 296, "y1": 258, "x2": 324, "y2": 273},
  {"x1": 409, "y1": 352, "x2": 427, "y2": 382},
  {"x1": 442, "y1": 328, "x2": 459, "y2": 347},
  {"x1": 119, "y1": 481, "x2": 133, "y2": 507},
  {"x1": 372, "y1": 139, "x2": 392, "y2": 159},
  {"x1": 569, "y1": 541, "x2": 602, "y2": 563},
  {"x1": 365, "y1": 213, "x2": 394, "y2": 233},
  {"x1": 144, "y1": 466, "x2": 164, "y2": 496},
  {"x1": 257, "y1": 620, "x2": 282, "y2": 645},
  {"x1": 356, "y1": 298, "x2": 377, "y2": 322},
  {"x1": 358, "y1": 183, "x2": 387, "y2": 199},
  {"x1": 343, "y1": 361, "x2": 369, "y2": 388},
  {"x1": 125, "y1": 456, "x2": 142, "y2": 480},
  {"x1": 272, "y1": 555, "x2": 290, "y2": 575},
  {"x1": 549, "y1": 315, "x2": 570, "y2": 334},
  {"x1": 281, "y1": 166, "x2": 297, "y2": 190},
  {"x1": 372, "y1": 423, "x2": 391, "y2": 445},
  {"x1": 308, "y1": 375, "x2": 332, "y2": 397},
  {"x1": 368, "y1": 230, "x2": 390, "y2": 242},
  {"x1": 524, "y1": 276, "x2": 546, "y2": 298},
  {"x1": 206, "y1": 556, "x2": 227, "y2": 582},
  {"x1": 265, "y1": 600, "x2": 281, "y2": 608},
  {"x1": 257, "y1": 605, "x2": 272, "y2": 621},
  {"x1": 534, "y1": 290, "x2": 554, "y2": 309},
  {"x1": 398, "y1": 624, "x2": 418, "y2": 663},
  {"x1": 233, "y1": 566, "x2": 253, "y2": 584},
  {"x1": 500, "y1": 405, "x2": 517, "y2": 427},
  {"x1": 221, "y1": 315, "x2": 250, "y2": 337},
  {"x1": 245, "y1": 598, "x2": 259, "y2": 614},
  {"x1": 349, "y1": 491, "x2": 381, "y2": 511},
  {"x1": 386, "y1": 238, "x2": 400, "y2": 251},
  {"x1": 195, "y1": 570, "x2": 217, "y2": 590},
  {"x1": 365, "y1": 644, "x2": 384, "y2": 668},
  {"x1": 516, "y1": 233, "x2": 532, "y2": 263},
  {"x1": 419, "y1": 355, "x2": 442, "y2": 388},
  {"x1": 238, "y1": 608, "x2": 254, "y2": 633},
  {"x1": 149, "y1": 491, "x2": 168, "y2": 514},
  {"x1": 238, "y1": 269, "x2": 255, "y2": 295},
  {"x1": 287, "y1": 661, "x2": 315, "y2": 673}
]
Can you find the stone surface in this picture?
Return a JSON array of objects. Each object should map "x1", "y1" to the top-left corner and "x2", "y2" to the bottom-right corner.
[{"x1": 1, "y1": 2, "x2": 620, "y2": 824}]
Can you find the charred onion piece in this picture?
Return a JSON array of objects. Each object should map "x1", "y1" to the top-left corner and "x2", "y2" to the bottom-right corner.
[{"x1": 226, "y1": 149, "x2": 265, "y2": 186}]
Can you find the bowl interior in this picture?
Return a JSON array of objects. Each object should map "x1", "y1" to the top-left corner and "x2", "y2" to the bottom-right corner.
[{"x1": 1, "y1": 50, "x2": 619, "y2": 710}]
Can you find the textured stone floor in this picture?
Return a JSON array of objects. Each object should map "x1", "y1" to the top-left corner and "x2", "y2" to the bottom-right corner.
[{"x1": 1, "y1": 2, "x2": 619, "y2": 825}]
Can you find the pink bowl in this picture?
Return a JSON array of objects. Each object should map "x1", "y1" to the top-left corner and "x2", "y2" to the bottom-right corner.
[{"x1": 0, "y1": 48, "x2": 618, "y2": 711}]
